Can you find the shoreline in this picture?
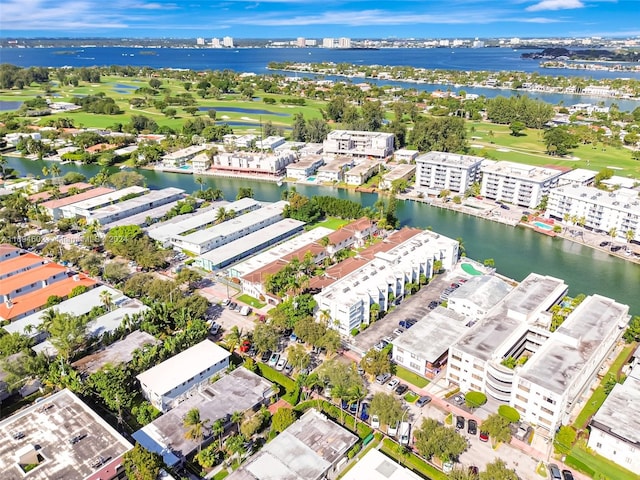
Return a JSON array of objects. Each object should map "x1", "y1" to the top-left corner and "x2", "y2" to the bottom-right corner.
[{"x1": 268, "y1": 66, "x2": 639, "y2": 101}]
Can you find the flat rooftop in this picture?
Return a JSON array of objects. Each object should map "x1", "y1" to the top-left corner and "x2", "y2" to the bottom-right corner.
[
  {"x1": 146, "y1": 201, "x2": 232, "y2": 241},
  {"x1": 287, "y1": 154, "x2": 324, "y2": 169},
  {"x1": 91, "y1": 187, "x2": 184, "y2": 219},
  {"x1": 230, "y1": 227, "x2": 333, "y2": 278},
  {"x1": 72, "y1": 330, "x2": 159, "y2": 375},
  {"x1": 102, "y1": 200, "x2": 182, "y2": 230},
  {"x1": 558, "y1": 168, "x2": 596, "y2": 184},
  {"x1": 382, "y1": 164, "x2": 416, "y2": 181},
  {"x1": 175, "y1": 200, "x2": 287, "y2": 247},
  {"x1": 65, "y1": 185, "x2": 148, "y2": 212},
  {"x1": 346, "y1": 161, "x2": 382, "y2": 176},
  {"x1": 29, "y1": 182, "x2": 92, "y2": 202},
  {"x1": 393, "y1": 307, "x2": 470, "y2": 362},
  {"x1": 228, "y1": 409, "x2": 358, "y2": 480},
  {"x1": 454, "y1": 274, "x2": 567, "y2": 360},
  {"x1": 0, "y1": 389, "x2": 132, "y2": 480},
  {"x1": 317, "y1": 157, "x2": 353, "y2": 172},
  {"x1": 87, "y1": 299, "x2": 149, "y2": 338},
  {"x1": 136, "y1": 340, "x2": 231, "y2": 396},
  {"x1": 481, "y1": 161, "x2": 564, "y2": 182},
  {"x1": 3, "y1": 286, "x2": 122, "y2": 336},
  {"x1": 590, "y1": 376, "x2": 640, "y2": 447},
  {"x1": 133, "y1": 367, "x2": 276, "y2": 466},
  {"x1": 448, "y1": 275, "x2": 513, "y2": 312},
  {"x1": 416, "y1": 151, "x2": 484, "y2": 167},
  {"x1": 550, "y1": 185, "x2": 640, "y2": 213},
  {"x1": 340, "y1": 449, "x2": 423, "y2": 480},
  {"x1": 519, "y1": 295, "x2": 629, "y2": 395},
  {"x1": 198, "y1": 219, "x2": 305, "y2": 269}
]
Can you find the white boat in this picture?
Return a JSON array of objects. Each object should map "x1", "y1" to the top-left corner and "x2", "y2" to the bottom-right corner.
[{"x1": 276, "y1": 180, "x2": 283, "y2": 187}]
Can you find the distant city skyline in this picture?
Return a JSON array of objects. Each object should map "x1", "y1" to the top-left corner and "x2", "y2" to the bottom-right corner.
[{"x1": 1, "y1": 0, "x2": 639, "y2": 39}]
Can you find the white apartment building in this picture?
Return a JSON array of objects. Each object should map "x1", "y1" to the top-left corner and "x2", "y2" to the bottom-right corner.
[
  {"x1": 162, "y1": 145, "x2": 207, "y2": 168},
  {"x1": 315, "y1": 230, "x2": 459, "y2": 335},
  {"x1": 345, "y1": 161, "x2": 382, "y2": 186},
  {"x1": 415, "y1": 151, "x2": 483, "y2": 195},
  {"x1": 545, "y1": 185, "x2": 640, "y2": 241},
  {"x1": 480, "y1": 161, "x2": 564, "y2": 209},
  {"x1": 213, "y1": 151, "x2": 296, "y2": 176},
  {"x1": 447, "y1": 274, "x2": 629, "y2": 440},
  {"x1": 60, "y1": 186, "x2": 148, "y2": 219},
  {"x1": 286, "y1": 155, "x2": 325, "y2": 180},
  {"x1": 588, "y1": 369, "x2": 640, "y2": 474},
  {"x1": 447, "y1": 275, "x2": 513, "y2": 320},
  {"x1": 323, "y1": 130, "x2": 395, "y2": 160},
  {"x1": 316, "y1": 157, "x2": 354, "y2": 183},
  {"x1": 89, "y1": 187, "x2": 184, "y2": 225},
  {"x1": 191, "y1": 153, "x2": 211, "y2": 173},
  {"x1": 393, "y1": 149, "x2": 419, "y2": 162},
  {"x1": 322, "y1": 38, "x2": 335, "y2": 48},
  {"x1": 222, "y1": 36, "x2": 234, "y2": 48},
  {"x1": 137, "y1": 340, "x2": 230, "y2": 412},
  {"x1": 171, "y1": 200, "x2": 288, "y2": 255},
  {"x1": 379, "y1": 164, "x2": 416, "y2": 191},
  {"x1": 338, "y1": 37, "x2": 352, "y2": 49}
]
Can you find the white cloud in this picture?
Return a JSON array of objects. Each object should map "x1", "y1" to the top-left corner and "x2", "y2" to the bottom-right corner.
[{"x1": 526, "y1": 0, "x2": 584, "y2": 12}]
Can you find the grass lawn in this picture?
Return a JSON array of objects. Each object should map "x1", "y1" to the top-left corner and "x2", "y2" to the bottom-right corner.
[
  {"x1": 212, "y1": 471, "x2": 229, "y2": 480},
  {"x1": 572, "y1": 344, "x2": 636, "y2": 429},
  {"x1": 404, "y1": 391, "x2": 419, "y2": 403},
  {"x1": 380, "y1": 438, "x2": 448, "y2": 480},
  {"x1": 307, "y1": 217, "x2": 351, "y2": 231},
  {"x1": 236, "y1": 294, "x2": 266, "y2": 309},
  {"x1": 394, "y1": 365, "x2": 430, "y2": 388},
  {"x1": 567, "y1": 445, "x2": 638, "y2": 480},
  {"x1": 468, "y1": 121, "x2": 640, "y2": 179}
]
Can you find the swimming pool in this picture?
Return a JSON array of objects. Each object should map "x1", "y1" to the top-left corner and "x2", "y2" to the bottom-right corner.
[
  {"x1": 179, "y1": 165, "x2": 192, "y2": 171},
  {"x1": 533, "y1": 221, "x2": 553, "y2": 231}
]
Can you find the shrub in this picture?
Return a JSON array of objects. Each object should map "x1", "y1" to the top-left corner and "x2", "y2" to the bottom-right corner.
[
  {"x1": 498, "y1": 405, "x2": 520, "y2": 423},
  {"x1": 554, "y1": 425, "x2": 577, "y2": 454},
  {"x1": 465, "y1": 391, "x2": 487, "y2": 408}
]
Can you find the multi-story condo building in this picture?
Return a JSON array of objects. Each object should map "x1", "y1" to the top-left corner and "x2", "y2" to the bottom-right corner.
[
  {"x1": 447, "y1": 273, "x2": 629, "y2": 441},
  {"x1": 545, "y1": 185, "x2": 640, "y2": 241},
  {"x1": 222, "y1": 36, "x2": 234, "y2": 48},
  {"x1": 286, "y1": 155, "x2": 325, "y2": 180},
  {"x1": 415, "y1": 152, "x2": 483, "y2": 196},
  {"x1": 315, "y1": 230, "x2": 458, "y2": 335},
  {"x1": 480, "y1": 161, "x2": 564, "y2": 209},
  {"x1": 379, "y1": 164, "x2": 416, "y2": 191},
  {"x1": 323, "y1": 130, "x2": 395, "y2": 160},
  {"x1": 161, "y1": 145, "x2": 207, "y2": 168},
  {"x1": 212, "y1": 151, "x2": 296, "y2": 177}
]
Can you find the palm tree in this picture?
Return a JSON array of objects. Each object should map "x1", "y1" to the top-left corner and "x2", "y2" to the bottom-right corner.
[
  {"x1": 100, "y1": 290, "x2": 114, "y2": 312},
  {"x1": 609, "y1": 227, "x2": 618, "y2": 250},
  {"x1": 225, "y1": 326, "x2": 242, "y2": 352},
  {"x1": 626, "y1": 230, "x2": 635, "y2": 251},
  {"x1": 42, "y1": 166, "x2": 50, "y2": 178},
  {"x1": 231, "y1": 411, "x2": 244, "y2": 433},
  {"x1": 195, "y1": 176, "x2": 205, "y2": 191},
  {"x1": 211, "y1": 418, "x2": 225, "y2": 443},
  {"x1": 51, "y1": 164, "x2": 61, "y2": 181},
  {"x1": 215, "y1": 207, "x2": 228, "y2": 224},
  {"x1": 183, "y1": 408, "x2": 209, "y2": 452}
]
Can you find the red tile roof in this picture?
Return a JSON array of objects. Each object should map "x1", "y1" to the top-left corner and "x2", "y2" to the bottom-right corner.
[
  {"x1": 28, "y1": 182, "x2": 92, "y2": 202},
  {"x1": 0, "y1": 252, "x2": 45, "y2": 277},
  {"x1": 0, "y1": 244, "x2": 20, "y2": 260},
  {"x1": 41, "y1": 187, "x2": 114, "y2": 210},
  {"x1": 0, "y1": 275, "x2": 96, "y2": 320},
  {"x1": 0, "y1": 262, "x2": 68, "y2": 296}
]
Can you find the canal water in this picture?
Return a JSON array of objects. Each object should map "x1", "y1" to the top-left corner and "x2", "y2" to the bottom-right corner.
[{"x1": 5, "y1": 156, "x2": 639, "y2": 315}]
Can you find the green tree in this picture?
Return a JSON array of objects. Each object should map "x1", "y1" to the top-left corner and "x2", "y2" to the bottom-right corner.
[
  {"x1": 544, "y1": 127, "x2": 578, "y2": 156},
  {"x1": 236, "y1": 187, "x2": 254, "y2": 200},
  {"x1": 369, "y1": 392, "x2": 404, "y2": 427},
  {"x1": 414, "y1": 418, "x2": 467, "y2": 462},
  {"x1": 286, "y1": 343, "x2": 310, "y2": 371},
  {"x1": 360, "y1": 349, "x2": 391, "y2": 377},
  {"x1": 272, "y1": 407, "x2": 297, "y2": 433},
  {"x1": 184, "y1": 408, "x2": 209, "y2": 452},
  {"x1": 479, "y1": 459, "x2": 518, "y2": 480},
  {"x1": 41, "y1": 311, "x2": 89, "y2": 361},
  {"x1": 481, "y1": 413, "x2": 512, "y2": 444},
  {"x1": 623, "y1": 316, "x2": 640, "y2": 343},
  {"x1": 252, "y1": 323, "x2": 279, "y2": 353},
  {"x1": 123, "y1": 443, "x2": 163, "y2": 480}
]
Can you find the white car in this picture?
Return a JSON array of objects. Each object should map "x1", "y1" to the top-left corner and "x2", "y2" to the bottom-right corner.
[
  {"x1": 387, "y1": 421, "x2": 398, "y2": 437},
  {"x1": 276, "y1": 357, "x2": 287, "y2": 371},
  {"x1": 387, "y1": 379, "x2": 400, "y2": 390},
  {"x1": 371, "y1": 415, "x2": 380, "y2": 429}
]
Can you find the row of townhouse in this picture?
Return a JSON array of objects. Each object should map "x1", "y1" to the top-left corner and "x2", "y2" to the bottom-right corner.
[{"x1": 315, "y1": 229, "x2": 459, "y2": 335}]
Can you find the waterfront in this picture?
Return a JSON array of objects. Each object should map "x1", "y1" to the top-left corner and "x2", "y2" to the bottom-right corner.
[{"x1": 5, "y1": 155, "x2": 640, "y2": 314}]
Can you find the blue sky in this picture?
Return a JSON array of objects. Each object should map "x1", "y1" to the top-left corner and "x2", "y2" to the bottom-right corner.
[{"x1": 1, "y1": 0, "x2": 638, "y2": 39}]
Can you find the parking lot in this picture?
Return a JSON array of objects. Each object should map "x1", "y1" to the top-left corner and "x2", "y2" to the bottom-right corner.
[{"x1": 351, "y1": 265, "x2": 472, "y2": 354}]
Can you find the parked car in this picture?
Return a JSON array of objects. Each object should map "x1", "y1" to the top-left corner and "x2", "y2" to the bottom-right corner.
[
  {"x1": 399, "y1": 422, "x2": 411, "y2": 445},
  {"x1": 500, "y1": 204, "x2": 510, "y2": 210},
  {"x1": 479, "y1": 431, "x2": 489, "y2": 442},
  {"x1": 371, "y1": 415, "x2": 380, "y2": 429},
  {"x1": 561, "y1": 470, "x2": 574, "y2": 480},
  {"x1": 275, "y1": 357, "x2": 286, "y2": 371},
  {"x1": 359, "y1": 402, "x2": 369, "y2": 421},
  {"x1": 599, "y1": 241, "x2": 610, "y2": 247},
  {"x1": 376, "y1": 373, "x2": 391, "y2": 384},
  {"x1": 284, "y1": 363, "x2": 293, "y2": 375},
  {"x1": 455, "y1": 416, "x2": 465, "y2": 430},
  {"x1": 221, "y1": 298, "x2": 230, "y2": 306},
  {"x1": 548, "y1": 464, "x2": 562, "y2": 480},
  {"x1": 387, "y1": 421, "x2": 398, "y2": 437},
  {"x1": 398, "y1": 320, "x2": 415, "y2": 329},
  {"x1": 239, "y1": 340, "x2": 251, "y2": 353},
  {"x1": 228, "y1": 302, "x2": 237, "y2": 310},
  {"x1": 268, "y1": 353, "x2": 280, "y2": 367},
  {"x1": 467, "y1": 419, "x2": 477, "y2": 435},
  {"x1": 392, "y1": 328, "x2": 404, "y2": 336},
  {"x1": 260, "y1": 350, "x2": 271, "y2": 363},
  {"x1": 443, "y1": 461, "x2": 454, "y2": 474},
  {"x1": 209, "y1": 322, "x2": 221, "y2": 335},
  {"x1": 395, "y1": 384, "x2": 409, "y2": 396},
  {"x1": 416, "y1": 396, "x2": 432, "y2": 407},
  {"x1": 387, "y1": 379, "x2": 400, "y2": 390},
  {"x1": 428, "y1": 300, "x2": 440, "y2": 309}
]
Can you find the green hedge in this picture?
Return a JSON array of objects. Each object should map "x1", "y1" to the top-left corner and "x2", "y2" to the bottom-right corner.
[
  {"x1": 465, "y1": 391, "x2": 487, "y2": 407},
  {"x1": 498, "y1": 405, "x2": 520, "y2": 423},
  {"x1": 257, "y1": 363, "x2": 299, "y2": 405}
]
